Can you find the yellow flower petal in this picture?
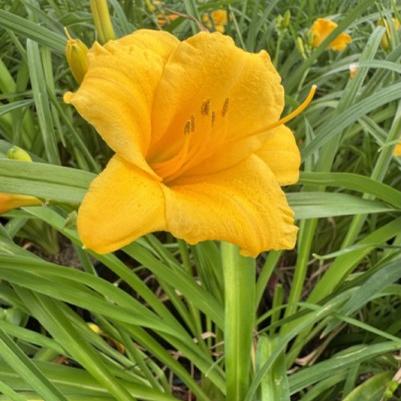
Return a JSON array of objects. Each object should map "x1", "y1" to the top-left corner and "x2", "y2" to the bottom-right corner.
[
  {"x1": 77, "y1": 156, "x2": 166, "y2": 254},
  {"x1": 64, "y1": 30, "x2": 179, "y2": 177},
  {"x1": 256, "y1": 125, "x2": 300, "y2": 186},
  {"x1": 311, "y1": 18, "x2": 351, "y2": 51},
  {"x1": 148, "y1": 32, "x2": 284, "y2": 179},
  {"x1": 330, "y1": 32, "x2": 352, "y2": 51},
  {"x1": 0, "y1": 193, "x2": 41, "y2": 213},
  {"x1": 165, "y1": 155, "x2": 297, "y2": 257}
]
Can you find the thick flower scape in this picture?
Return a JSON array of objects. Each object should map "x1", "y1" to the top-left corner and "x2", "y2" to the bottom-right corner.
[{"x1": 65, "y1": 30, "x2": 301, "y2": 256}]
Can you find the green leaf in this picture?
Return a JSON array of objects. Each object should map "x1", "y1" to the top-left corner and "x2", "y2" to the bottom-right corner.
[
  {"x1": 0, "y1": 328, "x2": 69, "y2": 401},
  {"x1": 0, "y1": 10, "x2": 66, "y2": 52}
]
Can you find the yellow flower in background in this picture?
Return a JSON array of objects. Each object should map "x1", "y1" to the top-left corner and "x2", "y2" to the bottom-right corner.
[
  {"x1": 202, "y1": 9, "x2": 228, "y2": 33},
  {"x1": 157, "y1": 13, "x2": 179, "y2": 27},
  {"x1": 378, "y1": 17, "x2": 400, "y2": 50},
  {"x1": 395, "y1": 143, "x2": 401, "y2": 156},
  {"x1": 310, "y1": 18, "x2": 352, "y2": 51},
  {"x1": 64, "y1": 30, "x2": 304, "y2": 256}
]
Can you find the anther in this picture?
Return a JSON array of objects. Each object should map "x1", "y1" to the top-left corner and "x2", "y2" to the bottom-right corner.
[
  {"x1": 222, "y1": 98, "x2": 229, "y2": 117},
  {"x1": 184, "y1": 120, "x2": 191, "y2": 135},
  {"x1": 211, "y1": 111, "x2": 216, "y2": 127},
  {"x1": 190, "y1": 115, "x2": 195, "y2": 132},
  {"x1": 201, "y1": 99, "x2": 210, "y2": 116}
]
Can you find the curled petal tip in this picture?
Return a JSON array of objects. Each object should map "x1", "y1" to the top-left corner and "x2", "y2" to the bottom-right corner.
[{"x1": 63, "y1": 91, "x2": 74, "y2": 104}]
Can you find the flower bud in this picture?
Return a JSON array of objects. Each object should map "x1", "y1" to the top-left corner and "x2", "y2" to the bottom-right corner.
[
  {"x1": 90, "y1": 0, "x2": 116, "y2": 44},
  {"x1": 283, "y1": 10, "x2": 291, "y2": 29},
  {"x1": 7, "y1": 146, "x2": 32, "y2": 162},
  {"x1": 296, "y1": 36, "x2": 307, "y2": 59},
  {"x1": 65, "y1": 30, "x2": 89, "y2": 84}
]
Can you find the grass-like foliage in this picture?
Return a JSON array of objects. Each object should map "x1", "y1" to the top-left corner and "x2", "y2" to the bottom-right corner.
[{"x1": 0, "y1": 0, "x2": 401, "y2": 400}]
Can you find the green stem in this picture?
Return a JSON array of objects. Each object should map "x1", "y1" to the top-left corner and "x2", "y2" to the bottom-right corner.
[{"x1": 221, "y1": 242, "x2": 255, "y2": 401}]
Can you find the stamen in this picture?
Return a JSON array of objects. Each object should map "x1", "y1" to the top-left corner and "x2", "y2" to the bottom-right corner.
[
  {"x1": 184, "y1": 120, "x2": 191, "y2": 135},
  {"x1": 222, "y1": 98, "x2": 229, "y2": 117},
  {"x1": 201, "y1": 99, "x2": 210, "y2": 116},
  {"x1": 264, "y1": 85, "x2": 317, "y2": 131},
  {"x1": 211, "y1": 111, "x2": 216, "y2": 126},
  {"x1": 190, "y1": 115, "x2": 195, "y2": 132},
  {"x1": 64, "y1": 27, "x2": 73, "y2": 40}
]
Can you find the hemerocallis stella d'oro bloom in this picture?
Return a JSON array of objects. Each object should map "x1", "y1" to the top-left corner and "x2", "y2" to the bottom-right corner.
[
  {"x1": 64, "y1": 30, "x2": 308, "y2": 256},
  {"x1": 311, "y1": 18, "x2": 352, "y2": 51}
]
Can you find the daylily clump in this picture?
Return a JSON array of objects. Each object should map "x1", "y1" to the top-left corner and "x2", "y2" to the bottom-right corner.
[
  {"x1": 65, "y1": 30, "x2": 303, "y2": 256},
  {"x1": 310, "y1": 18, "x2": 352, "y2": 51}
]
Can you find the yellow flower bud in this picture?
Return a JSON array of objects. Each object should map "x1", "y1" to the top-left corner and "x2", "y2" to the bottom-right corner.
[
  {"x1": 283, "y1": 10, "x2": 291, "y2": 29},
  {"x1": 144, "y1": 0, "x2": 156, "y2": 13},
  {"x1": 296, "y1": 36, "x2": 307, "y2": 59},
  {"x1": 7, "y1": 146, "x2": 32, "y2": 162},
  {"x1": 90, "y1": 0, "x2": 116, "y2": 44},
  {"x1": 378, "y1": 17, "x2": 401, "y2": 50},
  {"x1": 0, "y1": 148, "x2": 41, "y2": 213},
  {"x1": 64, "y1": 29, "x2": 89, "y2": 84}
]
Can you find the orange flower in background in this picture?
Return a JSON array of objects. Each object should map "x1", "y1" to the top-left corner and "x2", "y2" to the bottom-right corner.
[
  {"x1": 310, "y1": 18, "x2": 352, "y2": 51},
  {"x1": 202, "y1": 9, "x2": 228, "y2": 33},
  {"x1": 157, "y1": 13, "x2": 179, "y2": 27},
  {"x1": 64, "y1": 30, "x2": 304, "y2": 256}
]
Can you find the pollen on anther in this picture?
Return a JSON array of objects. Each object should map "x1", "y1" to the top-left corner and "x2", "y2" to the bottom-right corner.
[
  {"x1": 222, "y1": 98, "x2": 229, "y2": 117},
  {"x1": 184, "y1": 120, "x2": 191, "y2": 135},
  {"x1": 201, "y1": 99, "x2": 210, "y2": 116}
]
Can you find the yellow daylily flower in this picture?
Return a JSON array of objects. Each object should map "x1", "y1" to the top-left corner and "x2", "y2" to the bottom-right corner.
[
  {"x1": 394, "y1": 143, "x2": 401, "y2": 156},
  {"x1": 202, "y1": 9, "x2": 228, "y2": 33},
  {"x1": 378, "y1": 17, "x2": 400, "y2": 50},
  {"x1": 310, "y1": 18, "x2": 352, "y2": 51},
  {"x1": 64, "y1": 30, "x2": 304, "y2": 256}
]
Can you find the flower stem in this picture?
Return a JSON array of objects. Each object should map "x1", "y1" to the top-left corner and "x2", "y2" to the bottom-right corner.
[{"x1": 221, "y1": 242, "x2": 256, "y2": 401}]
